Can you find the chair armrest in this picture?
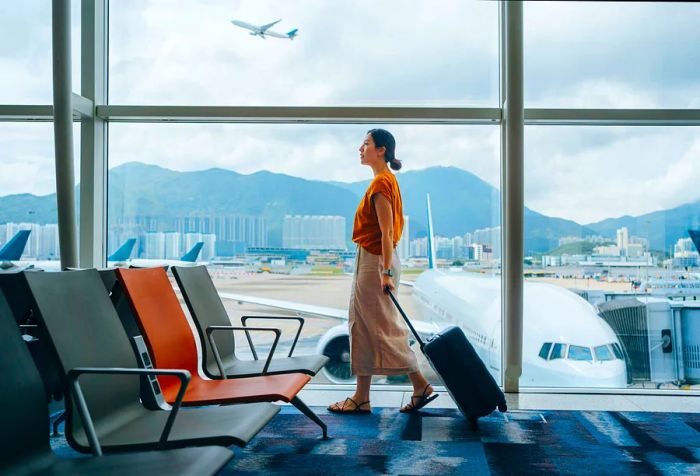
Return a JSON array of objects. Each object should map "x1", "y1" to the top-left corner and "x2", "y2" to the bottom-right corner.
[
  {"x1": 66, "y1": 367, "x2": 191, "y2": 456},
  {"x1": 206, "y1": 325, "x2": 281, "y2": 377},
  {"x1": 241, "y1": 315, "x2": 305, "y2": 357}
]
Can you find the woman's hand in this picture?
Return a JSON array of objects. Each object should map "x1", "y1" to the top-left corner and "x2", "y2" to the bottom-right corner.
[{"x1": 382, "y1": 273, "x2": 395, "y2": 294}]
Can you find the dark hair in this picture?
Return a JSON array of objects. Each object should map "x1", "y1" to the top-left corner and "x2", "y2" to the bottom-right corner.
[{"x1": 367, "y1": 128, "x2": 402, "y2": 171}]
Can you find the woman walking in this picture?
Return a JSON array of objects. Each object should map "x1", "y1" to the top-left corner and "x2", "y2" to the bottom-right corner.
[{"x1": 328, "y1": 129, "x2": 437, "y2": 414}]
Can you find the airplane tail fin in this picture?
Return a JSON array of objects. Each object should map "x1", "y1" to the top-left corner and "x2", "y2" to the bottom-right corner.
[
  {"x1": 108, "y1": 238, "x2": 136, "y2": 262},
  {"x1": 0, "y1": 230, "x2": 31, "y2": 261},
  {"x1": 181, "y1": 242, "x2": 204, "y2": 262},
  {"x1": 426, "y1": 194, "x2": 437, "y2": 270},
  {"x1": 287, "y1": 28, "x2": 298, "y2": 39},
  {"x1": 689, "y1": 229, "x2": 700, "y2": 254}
]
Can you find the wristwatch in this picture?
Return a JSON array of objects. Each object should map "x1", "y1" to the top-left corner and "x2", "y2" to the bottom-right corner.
[{"x1": 382, "y1": 269, "x2": 394, "y2": 277}]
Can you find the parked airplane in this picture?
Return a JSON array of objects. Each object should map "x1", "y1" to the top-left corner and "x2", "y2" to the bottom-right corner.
[
  {"x1": 220, "y1": 195, "x2": 627, "y2": 388},
  {"x1": 230, "y1": 19, "x2": 298, "y2": 40},
  {"x1": 130, "y1": 242, "x2": 206, "y2": 268},
  {"x1": 0, "y1": 230, "x2": 32, "y2": 270}
]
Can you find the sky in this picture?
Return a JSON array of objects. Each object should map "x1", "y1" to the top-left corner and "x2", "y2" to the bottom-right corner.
[{"x1": 1, "y1": 1, "x2": 700, "y2": 224}]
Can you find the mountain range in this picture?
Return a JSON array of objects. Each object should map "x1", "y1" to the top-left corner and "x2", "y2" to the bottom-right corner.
[{"x1": 1, "y1": 162, "x2": 698, "y2": 254}]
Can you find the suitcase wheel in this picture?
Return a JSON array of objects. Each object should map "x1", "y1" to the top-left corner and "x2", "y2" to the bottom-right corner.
[
  {"x1": 498, "y1": 403, "x2": 507, "y2": 413},
  {"x1": 468, "y1": 416, "x2": 479, "y2": 432}
]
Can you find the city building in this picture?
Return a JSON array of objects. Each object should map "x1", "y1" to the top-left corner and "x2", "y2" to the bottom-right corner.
[{"x1": 282, "y1": 215, "x2": 346, "y2": 250}]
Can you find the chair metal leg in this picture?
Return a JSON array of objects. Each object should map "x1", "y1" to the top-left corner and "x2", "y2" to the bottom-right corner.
[
  {"x1": 291, "y1": 396, "x2": 328, "y2": 439},
  {"x1": 52, "y1": 410, "x2": 66, "y2": 437}
]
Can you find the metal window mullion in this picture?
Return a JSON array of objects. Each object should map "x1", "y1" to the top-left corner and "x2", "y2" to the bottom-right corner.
[
  {"x1": 95, "y1": 105, "x2": 502, "y2": 124},
  {"x1": 52, "y1": 0, "x2": 79, "y2": 269},
  {"x1": 79, "y1": 0, "x2": 108, "y2": 268},
  {"x1": 502, "y1": 0, "x2": 524, "y2": 394}
]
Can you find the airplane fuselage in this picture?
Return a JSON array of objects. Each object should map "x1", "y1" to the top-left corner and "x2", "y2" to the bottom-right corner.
[{"x1": 412, "y1": 269, "x2": 627, "y2": 388}]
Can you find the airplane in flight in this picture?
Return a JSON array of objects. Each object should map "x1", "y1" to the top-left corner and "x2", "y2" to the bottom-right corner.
[
  {"x1": 230, "y1": 19, "x2": 298, "y2": 40},
  {"x1": 0, "y1": 230, "x2": 32, "y2": 271},
  {"x1": 219, "y1": 195, "x2": 627, "y2": 388},
  {"x1": 129, "y1": 241, "x2": 206, "y2": 268}
]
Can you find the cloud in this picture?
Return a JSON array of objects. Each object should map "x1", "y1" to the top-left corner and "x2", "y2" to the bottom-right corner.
[
  {"x1": 2, "y1": 1, "x2": 699, "y2": 226},
  {"x1": 525, "y1": 126, "x2": 700, "y2": 223}
]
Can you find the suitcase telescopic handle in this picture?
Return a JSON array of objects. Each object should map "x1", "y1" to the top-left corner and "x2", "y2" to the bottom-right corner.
[{"x1": 385, "y1": 287, "x2": 425, "y2": 350}]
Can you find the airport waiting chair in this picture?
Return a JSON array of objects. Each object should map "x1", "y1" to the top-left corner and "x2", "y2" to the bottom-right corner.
[
  {"x1": 0, "y1": 288, "x2": 234, "y2": 476},
  {"x1": 20, "y1": 269, "x2": 281, "y2": 453},
  {"x1": 0, "y1": 271, "x2": 64, "y2": 402},
  {"x1": 172, "y1": 265, "x2": 329, "y2": 379},
  {"x1": 115, "y1": 267, "x2": 328, "y2": 439}
]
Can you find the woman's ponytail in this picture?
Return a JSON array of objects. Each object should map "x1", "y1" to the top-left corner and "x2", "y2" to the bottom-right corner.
[{"x1": 388, "y1": 157, "x2": 402, "y2": 170}]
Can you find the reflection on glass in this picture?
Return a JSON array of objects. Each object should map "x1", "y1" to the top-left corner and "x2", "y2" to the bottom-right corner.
[{"x1": 108, "y1": 123, "x2": 501, "y2": 386}]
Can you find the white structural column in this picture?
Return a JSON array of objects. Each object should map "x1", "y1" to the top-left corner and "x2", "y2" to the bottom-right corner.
[
  {"x1": 52, "y1": 0, "x2": 78, "y2": 268},
  {"x1": 79, "y1": 0, "x2": 108, "y2": 267},
  {"x1": 502, "y1": 1, "x2": 524, "y2": 393}
]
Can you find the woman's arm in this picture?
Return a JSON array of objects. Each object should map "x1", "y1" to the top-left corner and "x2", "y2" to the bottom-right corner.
[{"x1": 373, "y1": 193, "x2": 395, "y2": 293}]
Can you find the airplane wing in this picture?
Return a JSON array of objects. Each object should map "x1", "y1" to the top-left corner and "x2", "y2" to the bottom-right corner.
[
  {"x1": 259, "y1": 19, "x2": 282, "y2": 32},
  {"x1": 218, "y1": 291, "x2": 442, "y2": 338}
]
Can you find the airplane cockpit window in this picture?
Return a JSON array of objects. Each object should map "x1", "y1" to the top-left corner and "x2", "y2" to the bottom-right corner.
[
  {"x1": 611, "y1": 343, "x2": 624, "y2": 360},
  {"x1": 594, "y1": 345, "x2": 614, "y2": 361},
  {"x1": 550, "y1": 343, "x2": 566, "y2": 360},
  {"x1": 538, "y1": 342, "x2": 552, "y2": 360},
  {"x1": 567, "y1": 345, "x2": 593, "y2": 361}
]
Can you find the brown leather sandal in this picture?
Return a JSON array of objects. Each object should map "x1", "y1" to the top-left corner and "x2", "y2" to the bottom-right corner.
[
  {"x1": 400, "y1": 385, "x2": 439, "y2": 413},
  {"x1": 328, "y1": 397, "x2": 372, "y2": 414}
]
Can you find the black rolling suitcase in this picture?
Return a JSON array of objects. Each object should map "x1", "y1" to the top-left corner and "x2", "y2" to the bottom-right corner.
[{"x1": 387, "y1": 290, "x2": 507, "y2": 430}]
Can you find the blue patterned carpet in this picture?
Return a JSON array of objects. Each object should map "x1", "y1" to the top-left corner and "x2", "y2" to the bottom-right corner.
[{"x1": 51, "y1": 406, "x2": 700, "y2": 475}]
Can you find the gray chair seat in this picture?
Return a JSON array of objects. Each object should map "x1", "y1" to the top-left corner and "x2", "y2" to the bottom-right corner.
[
  {"x1": 78, "y1": 402, "x2": 280, "y2": 450},
  {"x1": 211, "y1": 354, "x2": 329, "y2": 379},
  {"x1": 7, "y1": 446, "x2": 232, "y2": 476}
]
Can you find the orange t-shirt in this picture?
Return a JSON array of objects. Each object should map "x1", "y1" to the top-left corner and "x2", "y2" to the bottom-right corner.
[{"x1": 352, "y1": 170, "x2": 404, "y2": 255}]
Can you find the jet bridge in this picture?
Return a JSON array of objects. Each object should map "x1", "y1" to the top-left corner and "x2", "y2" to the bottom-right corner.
[{"x1": 597, "y1": 297, "x2": 700, "y2": 385}]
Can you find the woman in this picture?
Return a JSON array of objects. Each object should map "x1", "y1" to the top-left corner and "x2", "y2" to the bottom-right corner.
[{"x1": 328, "y1": 128, "x2": 438, "y2": 414}]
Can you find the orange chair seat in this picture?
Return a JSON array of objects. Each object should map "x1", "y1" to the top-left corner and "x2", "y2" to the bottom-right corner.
[{"x1": 164, "y1": 373, "x2": 311, "y2": 406}]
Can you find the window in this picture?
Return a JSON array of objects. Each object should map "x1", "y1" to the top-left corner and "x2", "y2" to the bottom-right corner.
[
  {"x1": 109, "y1": 0, "x2": 498, "y2": 106},
  {"x1": 108, "y1": 122, "x2": 501, "y2": 386},
  {"x1": 524, "y1": 125, "x2": 698, "y2": 389},
  {"x1": 594, "y1": 345, "x2": 614, "y2": 362},
  {"x1": 568, "y1": 345, "x2": 593, "y2": 362},
  {"x1": 550, "y1": 343, "x2": 566, "y2": 360},
  {"x1": 0, "y1": 123, "x2": 80, "y2": 265},
  {"x1": 538, "y1": 342, "x2": 552, "y2": 360},
  {"x1": 525, "y1": 2, "x2": 700, "y2": 108},
  {"x1": 611, "y1": 342, "x2": 624, "y2": 360},
  {"x1": 0, "y1": 0, "x2": 81, "y2": 103}
]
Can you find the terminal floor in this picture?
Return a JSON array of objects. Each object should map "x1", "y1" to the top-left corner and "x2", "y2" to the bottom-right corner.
[{"x1": 51, "y1": 401, "x2": 700, "y2": 475}]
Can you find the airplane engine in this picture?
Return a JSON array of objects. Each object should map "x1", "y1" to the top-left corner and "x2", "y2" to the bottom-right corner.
[{"x1": 316, "y1": 324, "x2": 355, "y2": 384}]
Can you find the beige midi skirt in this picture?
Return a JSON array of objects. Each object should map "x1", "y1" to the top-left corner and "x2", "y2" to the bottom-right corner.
[{"x1": 349, "y1": 246, "x2": 418, "y2": 376}]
